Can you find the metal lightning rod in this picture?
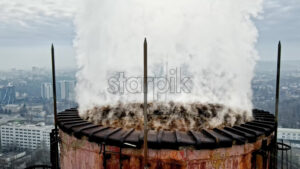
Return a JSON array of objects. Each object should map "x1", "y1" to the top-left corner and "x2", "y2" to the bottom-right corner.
[
  {"x1": 51, "y1": 44, "x2": 59, "y2": 169},
  {"x1": 143, "y1": 38, "x2": 148, "y2": 168},
  {"x1": 274, "y1": 41, "x2": 281, "y2": 169},
  {"x1": 275, "y1": 41, "x2": 281, "y2": 139},
  {"x1": 51, "y1": 44, "x2": 58, "y2": 134}
]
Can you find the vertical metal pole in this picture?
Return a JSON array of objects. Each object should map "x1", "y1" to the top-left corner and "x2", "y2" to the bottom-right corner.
[
  {"x1": 290, "y1": 141, "x2": 292, "y2": 169},
  {"x1": 143, "y1": 38, "x2": 148, "y2": 168},
  {"x1": 51, "y1": 44, "x2": 58, "y2": 133},
  {"x1": 51, "y1": 44, "x2": 59, "y2": 169},
  {"x1": 282, "y1": 140, "x2": 284, "y2": 169},
  {"x1": 286, "y1": 148, "x2": 289, "y2": 169},
  {"x1": 275, "y1": 41, "x2": 281, "y2": 169},
  {"x1": 275, "y1": 41, "x2": 281, "y2": 140}
]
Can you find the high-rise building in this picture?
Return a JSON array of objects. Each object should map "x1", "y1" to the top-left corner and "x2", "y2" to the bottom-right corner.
[
  {"x1": 0, "y1": 123, "x2": 53, "y2": 150},
  {"x1": 0, "y1": 86, "x2": 5, "y2": 102},
  {"x1": 0, "y1": 84, "x2": 16, "y2": 105},
  {"x1": 41, "y1": 81, "x2": 76, "y2": 101},
  {"x1": 41, "y1": 83, "x2": 53, "y2": 99},
  {"x1": 59, "y1": 81, "x2": 75, "y2": 101},
  {"x1": 56, "y1": 82, "x2": 61, "y2": 100}
]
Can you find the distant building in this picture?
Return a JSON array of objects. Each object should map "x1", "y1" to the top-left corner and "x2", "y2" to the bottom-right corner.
[
  {"x1": 277, "y1": 128, "x2": 300, "y2": 148},
  {"x1": 2, "y1": 104, "x2": 21, "y2": 114},
  {"x1": 59, "y1": 80, "x2": 75, "y2": 101},
  {"x1": 0, "y1": 84, "x2": 16, "y2": 105},
  {"x1": 41, "y1": 83, "x2": 53, "y2": 99},
  {"x1": 0, "y1": 151, "x2": 27, "y2": 169},
  {"x1": 0, "y1": 123, "x2": 53, "y2": 150},
  {"x1": 27, "y1": 105, "x2": 44, "y2": 113},
  {"x1": 41, "y1": 81, "x2": 76, "y2": 101},
  {"x1": 278, "y1": 128, "x2": 300, "y2": 140}
]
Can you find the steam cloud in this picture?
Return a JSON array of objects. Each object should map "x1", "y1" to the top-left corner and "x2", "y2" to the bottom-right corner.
[{"x1": 74, "y1": 0, "x2": 263, "y2": 123}]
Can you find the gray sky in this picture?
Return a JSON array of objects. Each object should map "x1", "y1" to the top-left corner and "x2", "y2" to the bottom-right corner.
[
  {"x1": 0, "y1": 0, "x2": 299, "y2": 70},
  {"x1": 256, "y1": 0, "x2": 300, "y2": 61}
]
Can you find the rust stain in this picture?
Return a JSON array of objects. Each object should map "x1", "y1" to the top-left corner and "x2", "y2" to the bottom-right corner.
[
  {"x1": 59, "y1": 129, "x2": 273, "y2": 169},
  {"x1": 256, "y1": 155, "x2": 264, "y2": 169},
  {"x1": 200, "y1": 162, "x2": 206, "y2": 169}
]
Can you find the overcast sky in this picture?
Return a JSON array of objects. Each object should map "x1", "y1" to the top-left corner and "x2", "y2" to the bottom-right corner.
[{"x1": 0, "y1": 0, "x2": 299, "y2": 70}]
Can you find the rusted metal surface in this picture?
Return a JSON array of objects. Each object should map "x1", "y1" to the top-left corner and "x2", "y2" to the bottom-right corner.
[
  {"x1": 59, "y1": 130, "x2": 274, "y2": 169},
  {"x1": 58, "y1": 109, "x2": 276, "y2": 169}
]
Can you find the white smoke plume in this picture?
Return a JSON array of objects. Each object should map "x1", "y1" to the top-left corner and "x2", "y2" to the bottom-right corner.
[{"x1": 74, "y1": 0, "x2": 263, "y2": 122}]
